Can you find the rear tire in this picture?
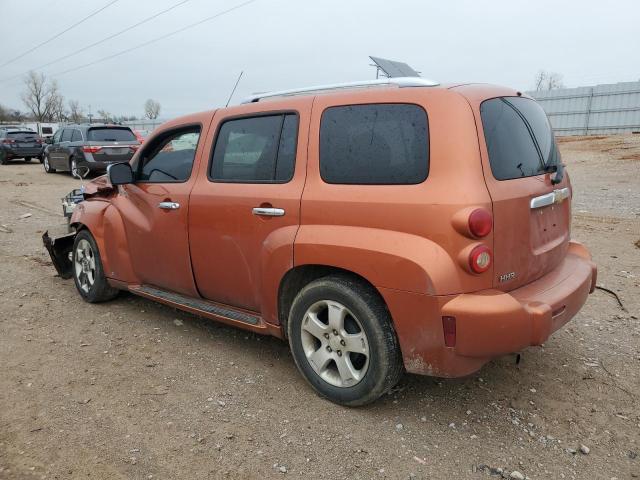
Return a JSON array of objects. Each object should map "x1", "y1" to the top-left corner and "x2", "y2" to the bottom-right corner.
[
  {"x1": 24, "y1": 157, "x2": 32, "y2": 162},
  {"x1": 287, "y1": 274, "x2": 403, "y2": 406},
  {"x1": 72, "y1": 230, "x2": 119, "y2": 303},
  {"x1": 43, "y1": 154, "x2": 55, "y2": 173}
]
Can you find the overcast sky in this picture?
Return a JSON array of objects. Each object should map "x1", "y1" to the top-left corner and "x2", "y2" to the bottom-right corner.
[{"x1": 1, "y1": 0, "x2": 639, "y2": 119}]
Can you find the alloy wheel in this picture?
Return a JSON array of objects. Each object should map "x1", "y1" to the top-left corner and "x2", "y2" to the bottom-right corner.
[
  {"x1": 300, "y1": 300, "x2": 370, "y2": 388},
  {"x1": 74, "y1": 239, "x2": 96, "y2": 293},
  {"x1": 71, "y1": 158, "x2": 79, "y2": 178}
]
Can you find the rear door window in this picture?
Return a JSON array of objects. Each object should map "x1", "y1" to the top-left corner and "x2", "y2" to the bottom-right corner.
[
  {"x1": 480, "y1": 97, "x2": 559, "y2": 180},
  {"x1": 210, "y1": 113, "x2": 298, "y2": 183},
  {"x1": 71, "y1": 130, "x2": 82, "y2": 142},
  {"x1": 319, "y1": 103, "x2": 429, "y2": 185},
  {"x1": 88, "y1": 127, "x2": 136, "y2": 142}
]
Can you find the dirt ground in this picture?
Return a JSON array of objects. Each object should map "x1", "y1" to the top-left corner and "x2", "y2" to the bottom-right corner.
[{"x1": 0, "y1": 136, "x2": 638, "y2": 480}]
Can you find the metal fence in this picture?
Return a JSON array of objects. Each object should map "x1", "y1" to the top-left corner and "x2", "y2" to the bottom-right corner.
[
  {"x1": 122, "y1": 119, "x2": 164, "y2": 132},
  {"x1": 527, "y1": 80, "x2": 640, "y2": 136}
]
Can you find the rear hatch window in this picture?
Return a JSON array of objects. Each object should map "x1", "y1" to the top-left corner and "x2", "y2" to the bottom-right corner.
[
  {"x1": 8, "y1": 131, "x2": 38, "y2": 138},
  {"x1": 87, "y1": 127, "x2": 136, "y2": 142},
  {"x1": 480, "y1": 97, "x2": 560, "y2": 180}
]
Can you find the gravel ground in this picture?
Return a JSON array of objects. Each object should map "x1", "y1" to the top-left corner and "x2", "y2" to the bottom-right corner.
[{"x1": 0, "y1": 137, "x2": 638, "y2": 480}]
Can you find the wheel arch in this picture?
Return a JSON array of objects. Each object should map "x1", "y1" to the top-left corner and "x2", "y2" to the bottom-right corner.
[
  {"x1": 277, "y1": 264, "x2": 390, "y2": 339},
  {"x1": 70, "y1": 200, "x2": 137, "y2": 283}
]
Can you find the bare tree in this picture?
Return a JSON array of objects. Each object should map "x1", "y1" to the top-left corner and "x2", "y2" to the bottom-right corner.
[
  {"x1": 50, "y1": 94, "x2": 66, "y2": 122},
  {"x1": 534, "y1": 70, "x2": 564, "y2": 91},
  {"x1": 0, "y1": 104, "x2": 24, "y2": 122},
  {"x1": 97, "y1": 109, "x2": 112, "y2": 123},
  {"x1": 0, "y1": 104, "x2": 8, "y2": 122},
  {"x1": 21, "y1": 71, "x2": 64, "y2": 121},
  {"x1": 144, "y1": 99, "x2": 161, "y2": 120},
  {"x1": 68, "y1": 100, "x2": 84, "y2": 123}
]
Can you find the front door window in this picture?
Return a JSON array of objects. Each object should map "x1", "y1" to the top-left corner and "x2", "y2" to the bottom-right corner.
[{"x1": 137, "y1": 128, "x2": 201, "y2": 183}]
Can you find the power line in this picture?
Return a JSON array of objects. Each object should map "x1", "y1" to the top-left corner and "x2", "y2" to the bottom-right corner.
[
  {"x1": 0, "y1": 0, "x2": 119, "y2": 68},
  {"x1": 50, "y1": 0, "x2": 258, "y2": 78},
  {"x1": 0, "y1": 0, "x2": 191, "y2": 83}
]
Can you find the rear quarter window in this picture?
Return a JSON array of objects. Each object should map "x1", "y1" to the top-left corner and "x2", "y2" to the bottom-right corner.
[{"x1": 319, "y1": 103, "x2": 429, "y2": 185}]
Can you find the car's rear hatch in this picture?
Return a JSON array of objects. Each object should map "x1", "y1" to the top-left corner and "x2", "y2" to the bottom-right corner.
[
  {"x1": 8, "y1": 131, "x2": 41, "y2": 149},
  {"x1": 86, "y1": 127, "x2": 138, "y2": 163},
  {"x1": 478, "y1": 96, "x2": 571, "y2": 292}
]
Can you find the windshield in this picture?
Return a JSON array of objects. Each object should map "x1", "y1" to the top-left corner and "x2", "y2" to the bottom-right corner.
[
  {"x1": 481, "y1": 97, "x2": 560, "y2": 180},
  {"x1": 87, "y1": 127, "x2": 136, "y2": 142}
]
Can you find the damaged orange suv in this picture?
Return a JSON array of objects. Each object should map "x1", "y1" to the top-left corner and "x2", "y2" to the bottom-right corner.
[{"x1": 44, "y1": 78, "x2": 596, "y2": 406}]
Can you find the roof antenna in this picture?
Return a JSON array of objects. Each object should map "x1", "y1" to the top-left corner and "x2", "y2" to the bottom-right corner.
[{"x1": 225, "y1": 71, "x2": 244, "y2": 107}]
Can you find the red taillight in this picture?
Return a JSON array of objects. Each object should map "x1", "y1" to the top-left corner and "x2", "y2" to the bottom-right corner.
[
  {"x1": 442, "y1": 316, "x2": 456, "y2": 347},
  {"x1": 2, "y1": 139, "x2": 16, "y2": 144},
  {"x1": 35, "y1": 138, "x2": 43, "y2": 144},
  {"x1": 129, "y1": 144, "x2": 140, "y2": 152},
  {"x1": 468, "y1": 208, "x2": 492, "y2": 238},
  {"x1": 469, "y1": 244, "x2": 492, "y2": 273},
  {"x1": 82, "y1": 146, "x2": 102, "y2": 154}
]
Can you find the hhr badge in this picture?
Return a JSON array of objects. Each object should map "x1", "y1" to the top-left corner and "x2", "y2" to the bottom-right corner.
[{"x1": 499, "y1": 272, "x2": 516, "y2": 282}]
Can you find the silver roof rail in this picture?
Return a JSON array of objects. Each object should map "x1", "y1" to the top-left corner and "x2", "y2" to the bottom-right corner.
[{"x1": 241, "y1": 77, "x2": 439, "y2": 103}]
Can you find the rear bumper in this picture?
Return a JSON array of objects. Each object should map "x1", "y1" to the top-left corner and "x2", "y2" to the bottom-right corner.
[
  {"x1": 443, "y1": 241, "x2": 596, "y2": 358},
  {"x1": 381, "y1": 241, "x2": 597, "y2": 377},
  {"x1": 3, "y1": 147, "x2": 44, "y2": 157}
]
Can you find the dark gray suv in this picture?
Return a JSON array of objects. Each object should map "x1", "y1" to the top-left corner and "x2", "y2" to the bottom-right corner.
[
  {"x1": 43, "y1": 124, "x2": 140, "y2": 177},
  {"x1": 0, "y1": 128, "x2": 45, "y2": 164}
]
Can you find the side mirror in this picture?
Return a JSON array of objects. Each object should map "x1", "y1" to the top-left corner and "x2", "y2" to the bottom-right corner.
[{"x1": 107, "y1": 162, "x2": 134, "y2": 186}]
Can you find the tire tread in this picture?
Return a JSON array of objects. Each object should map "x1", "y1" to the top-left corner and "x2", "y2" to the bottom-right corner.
[{"x1": 287, "y1": 274, "x2": 403, "y2": 406}]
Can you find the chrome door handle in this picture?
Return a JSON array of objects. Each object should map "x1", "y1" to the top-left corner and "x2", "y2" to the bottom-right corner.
[
  {"x1": 158, "y1": 201, "x2": 180, "y2": 210},
  {"x1": 252, "y1": 207, "x2": 285, "y2": 217}
]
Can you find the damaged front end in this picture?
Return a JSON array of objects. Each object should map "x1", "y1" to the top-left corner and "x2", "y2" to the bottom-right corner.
[
  {"x1": 42, "y1": 230, "x2": 76, "y2": 279},
  {"x1": 42, "y1": 173, "x2": 115, "y2": 279}
]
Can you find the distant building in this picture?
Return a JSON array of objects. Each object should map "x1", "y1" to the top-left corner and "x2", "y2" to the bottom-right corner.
[{"x1": 527, "y1": 80, "x2": 640, "y2": 136}]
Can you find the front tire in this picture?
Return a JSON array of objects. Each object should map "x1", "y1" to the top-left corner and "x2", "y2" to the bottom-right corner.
[
  {"x1": 43, "y1": 154, "x2": 56, "y2": 173},
  {"x1": 72, "y1": 230, "x2": 119, "y2": 303},
  {"x1": 70, "y1": 157, "x2": 79, "y2": 178},
  {"x1": 287, "y1": 275, "x2": 403, "y2": 406}
]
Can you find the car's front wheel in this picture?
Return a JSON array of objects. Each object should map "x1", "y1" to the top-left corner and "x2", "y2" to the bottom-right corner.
[
  {"x1": 70, "y1": 157, "x2": 80, "y2": 178},
  {"x1": 287, "y1": 275, "x2": 403, "y2": 406},
  {"x1": 43, "y1": 154, "x2": 55, "y2": 173},
  {"x1": 72, "y1": 230, "x2": 119, "y2": 303}
]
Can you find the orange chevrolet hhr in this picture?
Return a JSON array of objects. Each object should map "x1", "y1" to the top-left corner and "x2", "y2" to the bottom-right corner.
[{"x1": 44, "y1": 78, "x2": 597, "y2": 406}]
